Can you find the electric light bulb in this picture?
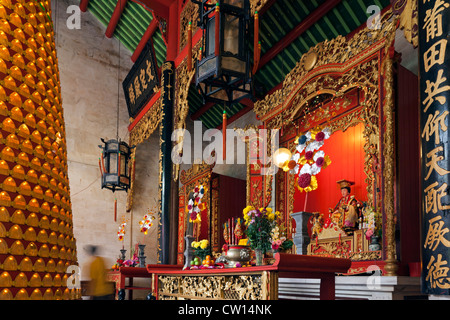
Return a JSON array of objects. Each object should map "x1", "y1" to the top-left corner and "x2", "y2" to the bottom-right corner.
[{"x1": 273, "y1": 148, "x2": 292, "y2": 169}]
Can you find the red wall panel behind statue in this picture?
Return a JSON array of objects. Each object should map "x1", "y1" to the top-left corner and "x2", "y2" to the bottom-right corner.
[{"x1": 293, "y1": 122, "x2": 367, "y2": 219}]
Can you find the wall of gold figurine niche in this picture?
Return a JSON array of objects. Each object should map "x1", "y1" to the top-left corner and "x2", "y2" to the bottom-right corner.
[{"x1": 0, "y1": 0, "x2": 79, "y2": 300}]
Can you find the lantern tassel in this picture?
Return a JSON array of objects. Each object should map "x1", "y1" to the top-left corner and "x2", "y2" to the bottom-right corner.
[
  {"x1": 215, "y1": 4, "x2": 220, "y2": 57},
  {"x1": 118, "y1": 151, "x2": 121, "y2": 177},
  {"x1": 187, "y1": 21, "x2": 192, "y2": 72},
  {"x1": 252, "y1": 11, "x2": 260, "y2": 74},
  {"x1": 114, "y1": 198, "x2": 117, "y2": 222},
  {"x1": 98, "y1": 158, "x2": 103, "y2": 178},
  {"x1": 222, "y1": 110, "x2": 227, "y2": 161},
  {"x1": 252, "y1": 41, "x2": 261, "y2": 75},
  {"x1": 101, "y1": 152, "x2": 106, "y2": 173}
]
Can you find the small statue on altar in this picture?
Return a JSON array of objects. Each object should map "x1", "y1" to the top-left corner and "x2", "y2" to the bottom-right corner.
[
  {"x1": 311, "y1": 212, "x2": 323, "y2": 239},
  {"x1": 329, "y1": 179, "x2": 361, "y2": 234}
]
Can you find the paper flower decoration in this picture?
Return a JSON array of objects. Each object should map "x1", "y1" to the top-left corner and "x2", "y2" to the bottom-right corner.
[
  {"x1": 310, "y1": 150, "x2": 332, "y2": 175},
  {"x1": 188, "y1": 185, "x2": 205, "y2": 223},
  {"x1": 117, "y1": 223, "x2": 126, "y2": 241},
  {"x1": 297, "y1": 164, "x2": 318, "y2": 192},
  {"x1": 290, "y1": 126, "x2": 331, "y2": 193},
  {"x1": 139, "y1": 213, "x2": 155, "y2": 234}
]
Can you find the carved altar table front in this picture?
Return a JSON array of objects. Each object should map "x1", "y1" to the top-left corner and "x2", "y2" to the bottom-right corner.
[{"x1": 147, "y1": 253, "x2": 351, "y2": 300}]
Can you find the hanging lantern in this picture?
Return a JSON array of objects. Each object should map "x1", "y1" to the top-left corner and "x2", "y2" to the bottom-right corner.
[
  {"x1": 194, "y1": 0, "x2": 253, "y2": 105},
  {"x1": 98, "y1": 139, "x2": 133, "y2": 192}
]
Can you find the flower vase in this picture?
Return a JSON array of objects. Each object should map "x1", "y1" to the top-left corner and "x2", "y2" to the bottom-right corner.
[
  {"x1": 120, "y1": 249, "x2": 127, "y2": 261},
  {"x1": 368, "y1": 235, "x2": 381, "y2": 251},
  {"x1": 183, "y1": 235, "x2": 195, "y2": 270},
  {"x1": 138, "y1": 244, "x2": 146, "y2": 268},
  {"x1": 254, "y1": 249, "x2": 264, "y2": 266}
]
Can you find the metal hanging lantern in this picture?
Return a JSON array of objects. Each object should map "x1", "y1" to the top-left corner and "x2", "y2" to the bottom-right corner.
[
  {"x1": 99, "y1": 138, "x2": 133, "y2": 192},
  {"x1": 98, "y1": 14, "x2": 134, "y2": 194},
  {"x1": 194, "y1": 0, "x2": 253, "y2": 105}
]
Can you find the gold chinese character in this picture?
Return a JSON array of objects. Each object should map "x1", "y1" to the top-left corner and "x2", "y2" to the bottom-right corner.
[
  {"x1": 423, "y1": 39, "x2": 447, "y2": 72},
  {"x1": 146, "y1": 61, "x2": 155, "y2": 82},
  {"x1": 422, "y1": 109, "x2": 449, "y2": 144},
  {"x1": 166, "y1": 69, "x2": 173, "y2": 101},
  {"x1": 423, "y1": 0, "x2": 450, "y2": 42},
  {"x1": 423, "y1": 69, "x2": 450, "y2": 113},
  {"x1": 425, "y1": 146, "x2": 450, "y2": 180},
  {"x1": 424, "y1": 182, "x2": 450, "y2": 214},
  {"x1": 134, "y1": 77, "x2": 142, "y2": 98},
  {"x1": 426, "y1": 254, "x2": 450, "y2": 289},
  {"x1": 128, "y1": 84, "x2": 135, "y2": 105},
  {"x1": 140, "y1": 69, "x2": 148, "y2": 91},
  {"x1": 424, "y1": 215, "x2": 450, "y2": 250}
]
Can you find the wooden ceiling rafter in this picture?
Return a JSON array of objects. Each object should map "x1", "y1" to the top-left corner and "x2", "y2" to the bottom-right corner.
[
  {"x1": 131, "y1": 15, "x2": 160, "y2": 62},
  {"x1": 79, "y1": 0, "x2": 89, "y2": 12},
  {"x1": 105, "y1": 0, "x2": 129, "y2": 38}
]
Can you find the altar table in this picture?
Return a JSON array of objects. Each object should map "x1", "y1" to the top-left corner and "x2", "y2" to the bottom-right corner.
[
  {"x1": 106, "y1": 265, "x2": 179, "y2": 300},
  {"x1": 147, "y1": 253, "x2": 351, "y2": 300}
]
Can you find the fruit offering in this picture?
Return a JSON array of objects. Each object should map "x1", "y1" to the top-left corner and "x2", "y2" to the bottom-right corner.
[
  {"x1": 202, "y1": 255, "x2": 214, "y2": 267},
  {"x1": 190, "y1": 257, "x2": 201, "y2": 267}
]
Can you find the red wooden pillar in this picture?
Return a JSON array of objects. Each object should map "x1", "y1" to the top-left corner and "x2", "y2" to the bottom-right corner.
[{"x1": 166, "y1": 1, "x2": 179, "y2": 62}]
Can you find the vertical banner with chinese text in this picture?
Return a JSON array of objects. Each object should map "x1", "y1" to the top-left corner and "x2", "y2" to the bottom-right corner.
[
  {"x1": 419, "y1": 0, "x2": 450, "y2": 294},
  {"x1": 158, "y1": 61, "x2": 174, "y2": 264}
]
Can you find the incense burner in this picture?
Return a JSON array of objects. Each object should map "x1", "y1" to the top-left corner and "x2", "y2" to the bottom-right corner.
[{"x1": 224, "y1": 245, "x2": 251, "y2": 268}]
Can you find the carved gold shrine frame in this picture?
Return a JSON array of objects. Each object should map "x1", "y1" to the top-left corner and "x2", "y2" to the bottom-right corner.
[
  {"x1": 177, "y1": 162, "x2": 214, "y2": 264},
  {"x1": 254, "y1": 10, "x2": 399, "y2": 275}
]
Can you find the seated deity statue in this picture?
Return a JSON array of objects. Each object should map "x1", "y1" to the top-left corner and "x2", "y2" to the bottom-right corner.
[{"x1": 329, "y1": 179, "x2": 361, "y2": 234}]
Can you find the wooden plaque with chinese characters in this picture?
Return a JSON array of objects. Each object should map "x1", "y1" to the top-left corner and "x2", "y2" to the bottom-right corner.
[{"x1": 123, "y1": 42, "x2": 159, "y2": 118}]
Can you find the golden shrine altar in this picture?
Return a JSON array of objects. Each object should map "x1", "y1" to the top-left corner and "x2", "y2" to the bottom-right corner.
[
  {"x1": 307, "y1": 227, "x2": 382, "y2": 275},
  {"x1": 147, "y1": 253, "x2": 350, "y2": 300}
]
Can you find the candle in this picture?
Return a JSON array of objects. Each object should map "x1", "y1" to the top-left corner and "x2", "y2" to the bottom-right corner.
[
  {"x1": 231, "y1": 218, "x2": 234, "y2": 245},
  {"x1": 187, "y1": 21, "x2": 192, "y2": 72},
  {"x1": 228, "y1": 219, "x2": 231, "y2": 245}
]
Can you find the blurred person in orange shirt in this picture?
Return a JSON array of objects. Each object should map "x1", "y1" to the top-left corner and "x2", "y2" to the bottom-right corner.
[{"x1": 86, "y1": 245, "x2": 114, "y2": 300}]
